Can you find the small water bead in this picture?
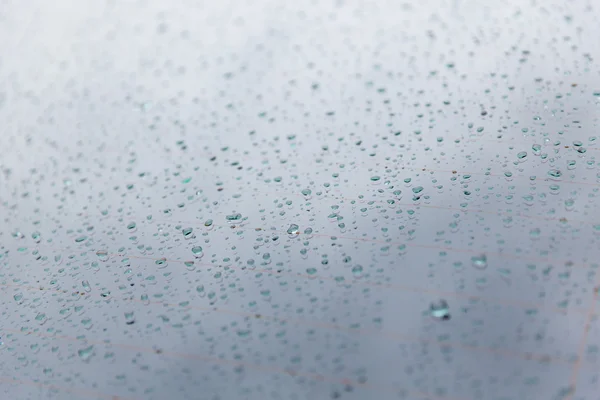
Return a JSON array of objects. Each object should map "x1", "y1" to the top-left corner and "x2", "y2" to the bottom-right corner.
[
  {"x1": 226, "y1": 213, "x2": 242, "y2": 222},
  {"x1": 78, "y1": 345, "x2": 95, "y2": 362},
  {"x1": 472, "y1": 254, "x2": 488, "y2": 269},
  {"x1": 155, "y1": 258, "x2": 168, "y2": 268},
  {"x1": 182, "y1": 227, "x2": 194, "y2": 238},
  {"x1": 586, "y1": 160, "x2": 596, "y2": 169},
  {"x1": 370, "y1": 176, "x2": 381, "y2": 182},
  {"x1": 521, "y1": 191, "x2": 534, "y2": 202},
  {"x1": 429, "y1": 299, "x2": 451, "y2": 320},
  {"x1": 96, "y1": 250, "x2": 109, "y2": 261},
  {"x1": 184, "y1": 261, "x2": 195, "y2": 271},
  {"x1": 125, "y1": 311, "x2": 135, "y2": 325},
  {"x1": 565, "y1": 198, "x2": 575, "y2": 211},
  {"x1": 517, "y1": 151, "x2": 528, "y2": 160},
  {"x1": 351, "y1": 265, "x2": 364, "y2": 277},
  {"x1": 549, "y1": 184, "x2": 561, "y2": 195},
  {"x1": 547, "y1": 169, "x2": 562, "y2": 179}
]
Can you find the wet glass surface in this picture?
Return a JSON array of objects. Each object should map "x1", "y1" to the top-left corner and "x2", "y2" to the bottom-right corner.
[{"x1": 1, "y1": 0, "x2": 600, "y2": 399}]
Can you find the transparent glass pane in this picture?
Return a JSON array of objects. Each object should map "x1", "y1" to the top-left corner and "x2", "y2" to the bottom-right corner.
[{"x1": 1, "y1": 0, "x2": 599, "y2": 399}]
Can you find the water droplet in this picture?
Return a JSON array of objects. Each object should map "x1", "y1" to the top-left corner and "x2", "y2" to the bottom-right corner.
[
  {"x1": 471, "y1": 254, "x2": 488, "y2": 269},
  {"x1": 351, "y1": 265, "x2": 364, "y2": 277},
  {"x1": 125, "y1": 312, "x2": 135, "y2": 325},
  {"x1": 287, "y1": 224, "x2": 300, "y2": 235},
  {"x1": 192, "y1": 246, "x2": 203, "y2": 257},
  {"x1": 430, "y1": 300, "x2": 450, "y2": 320},
  {"x1": 226, "y1": 213, "x2": 242, "y2": 222},
  {"x1": 548, "y1": 169, "x2": 562, "y2": 179},
  {"x1": 155, "y1": 258, "x2": 168, "y2": 268},
  {"x1": 78, "y1": 345, "x2": 95, "y2": 361}
]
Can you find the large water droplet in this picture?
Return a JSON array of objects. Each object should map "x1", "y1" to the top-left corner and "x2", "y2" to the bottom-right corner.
[{"x1": 287, "y1": 224, "x2": 300, "y2": 235}]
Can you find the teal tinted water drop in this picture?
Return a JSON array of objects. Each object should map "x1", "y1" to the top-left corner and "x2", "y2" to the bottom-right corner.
[
  {"x1": 530, "y1": 228, "x2": 541, "y2": 239},
  {"x1": 184, "y1": 261, "x2": 195, "y2": 270},
  {"x1": 352, "y1": 265, "x2": 363, "y2": 277},
  {"x1": 96, "y1": 250, "x2": 108, "y2": 261},
  {"x1": 78, "y1": 345, "x2": 95, "y2": 361},
  {"x1": 192, "y1": 246, "x2": 203, "y2": 257},
  {"x1": 471, "y1": 254, "x2": 487, "y2": 269},
  {"x1": 226, "y1": 213, "x2": 242, "y2": 222},
  {"x1": 430, "y1": 300, "x2": 450, "y2": 320},
  {"x1": 548, "y1": 169, "x2": 562, "y2": 178},
  {"x1": 565, "y1": 198, "x2": 575, "y2": 210},
  {"x1": 155, "y1": 258, "x2": 167, "y2": 268}
]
